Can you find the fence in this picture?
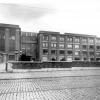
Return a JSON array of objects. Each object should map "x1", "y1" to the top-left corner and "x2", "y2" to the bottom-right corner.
[{"x1": 7, "y1": 61, "x2": 100, "y2": 69}]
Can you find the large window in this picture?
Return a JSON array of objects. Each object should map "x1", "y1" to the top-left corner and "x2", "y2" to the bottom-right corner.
[
  {"x1": 67, "y1": 37, "x2": 73, "y2": 42},
  {"x1": 51, "y1": 36, "x2": 56, "y2": 41},
  {"x1": 82, "y1": 45, "x2": 87, "y2": 50},
  {"x1": 60, "y1": 37, "x2": 64, "y2": 41},
  {"x1": 75, "y1": 51, "x2": 80, "y2": 56},
  {"x1": 74, "y1": 37, "x2": 80, "y2": 43},
  {"x1": 89, "y1": 45, "x2": 94, "y2": 50},
  {"x1": 59, "y1": 50, "x2": 65, "y2": 54},
  {"x1": 43, "y1": 35, "x2": 48, "y2": 41},
  {"x1": 67, "y1": 44, "x2": 73, "y2": 49},
  {"x1": 75, "y1": 45, "x2": 80, "y2": 49},
  {"x1": 88, "y1": 38, "x2": 94, "y2": 44},
  {"x1": 59, "y1": 43, "x2": 64, "y2": 48},
  {"x1": 82, "y1": 38, "x2": 87, "y2": 43},
  {"x1": 67, "y1": 50, "x2": 73, "y2": 55},
  {"x1": 42, "y1": 42, "x2": 48, "y2": 48},
  {"x1": 51, "y1": 43, "x2": 57, "y2": 48},
  {"x1": 96, "y1": 46, "x2": 100, "y2": 50},
  {"x1": 43, "y1": 49, "x2": 48, "y2": 55},
  {"x1": 51, "y1": 50, "x2": 57, "y2": 54}
]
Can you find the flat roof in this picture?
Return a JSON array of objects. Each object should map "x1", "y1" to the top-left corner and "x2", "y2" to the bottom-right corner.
[{"x1": 0, "y1": 23, "x2": 20, "y2": 28}]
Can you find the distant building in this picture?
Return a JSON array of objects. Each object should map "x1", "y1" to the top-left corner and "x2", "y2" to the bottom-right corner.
[
  {"x1": 0, "y1": 23, "x2": 21, "y2": 62},
  {"x1": 37, "y1": 30, "x2": 100, "y2": 62},
  {"x1": 21, "y1": 32, "x2": 37, "y2": 61}
]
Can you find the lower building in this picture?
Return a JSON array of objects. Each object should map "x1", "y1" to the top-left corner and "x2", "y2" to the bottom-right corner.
[
  {"x1": 37, "y1": 31, "x2": 100, "y2": 62},
  {"x1": 21, "y1": 32, "x2": 37, "y2": 61}
]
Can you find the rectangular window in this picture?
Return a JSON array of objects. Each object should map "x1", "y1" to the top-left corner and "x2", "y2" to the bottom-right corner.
[
  {"x1": 42, "y1": 56, "x2": 48, "y2": 61},
  {"x1": 42, "y1": 42, "x2": 48, "y2": 47},
  {"x1": 67, "y1": 37, "x2": 73, "y2": 42},
  {"x1": 96, "y1": 46, "x2": 100, "y2": 50},
  {"x1": 43, "y1": 49, "x2": 48, "y2": 55},
  {"x1": 96, "y1": 39, "x2": 100, "y2": 43},
  {"x1": 67, "y1": 50, "x2": 73, "y2": 55},
  {"x1": 43, "y1": 35, "x2": 48, "y2": 41},
  {"x1": 59, "y1": 43, "x2": 64, "y2": 48},
  {"x1": 60, "y1": 37, "x2": 64, "y2": 41},
  {"x1": 51, "y1": 36, "x2": 56, "y2": 41},
  {"x1": 67, "y1": 57, "x2": 72, "y2": 61},
  {"x1": 75, "y1": 45, "x2": 80, "y2": 49},
  {"x1": 82, "y1": 45, "x2": 87, "y2": 50},
  {"x1": 51, "y1": 50, "x2": 57, "y2": 54},
  {"x1": 74, "y1": 37, "x2": 80, "y2": 43},
  {"x1": 89, "y1": 52, "x2": 94, "y2": 56},
  {"x1": 67, "y1": 44, "x2": 73, "y2": 49},
  {"x1": 88, "y1": 38, "x2": 94, "y2": 43},
  {"x1": 82, "y1": 51, "x2": 88, "y2": 56},
  {"x1": 59, "y1": 50, "x2": 65, "y2": 54},
  {"x1": 51, "y1": 43, "x2": 57, "y2": 48},
  {"x1": 75, "y1": 51, "x2": 80, "y2": 56},
  {"x1": 89, "y1": 45, "x2": 94, "y2": 50},
  {"x1": 82, "y1": 38, "x2": 87, "y2": 43}
]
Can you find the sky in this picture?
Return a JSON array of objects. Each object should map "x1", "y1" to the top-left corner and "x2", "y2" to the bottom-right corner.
[{"x1": 0, "y1": 0, "x2": 100, "y2": 36}]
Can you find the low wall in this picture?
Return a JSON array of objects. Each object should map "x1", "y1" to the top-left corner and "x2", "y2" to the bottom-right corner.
[{"x1": 8, "y1": 61, "x2": 100, "y2": 69}]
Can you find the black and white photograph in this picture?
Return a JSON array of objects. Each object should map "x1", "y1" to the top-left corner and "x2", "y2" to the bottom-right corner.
[{"x1": 0, "y1": 0, "x2": 100, "y2": 99}]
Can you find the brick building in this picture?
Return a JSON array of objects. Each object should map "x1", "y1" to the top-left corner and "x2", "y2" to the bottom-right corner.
[
  {"x1": 37, "y1": 31, "x2": 100, "y2": 62},
  {"x1": 0, "y1": 23, "x2": 21, "y2": 62},
  {"x1": 21, "y1": 32, "x2": 37, "y2": 60}
]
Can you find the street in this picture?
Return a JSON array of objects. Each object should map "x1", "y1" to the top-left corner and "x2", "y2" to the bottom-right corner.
[{"x1": 0, "y1": 75, "x2": 100, "y2": 100}]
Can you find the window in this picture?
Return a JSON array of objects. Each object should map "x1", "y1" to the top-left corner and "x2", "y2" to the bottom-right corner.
[
  {"x1": 67, "y1": 37, "x2": 73, "y2": 42},
  {"x1": 59, "y1": 44, "x2": 64, "y2": 48},
  {"x1": 67, "y1": 57, "x2": 72, "y2": 61},
  {"x1": 51, "y1": 50, "x2": 57, "y2": 54},
  {"x1": 67, "y1": 50, "x2": 73, "y2": 55},
  {"x1": 75, "y1": 51, "x2": 80, "y2": 56},
  {"x1": 88, "y1": 38, "x2": 94, "y2": 43},
  {"x1": 75, "y1": 37, "x2": 80, "y2": 43},
  {"x1": 51, "y1": 57, "x2": 57, "y2": 61},
  {"x1": 42, "y1": 56, "x2": 48, "y2": 61},
  {"x1": 89, "y1": 45, "x2": 94, "y2": 50},
  {"x1": 60, "y1": 37, "x2": 64, "y2": 41},
  {"x1": 43, "y1": 49, "x2": 48, "y2": 55},
  {"x1": 82, "y1": 45, "x2": 87, "y2": 50},
  {"x1": 96, "y1": 39, "x2": 100, "y2": 43},
  {"x1": 43, "y1": 35, "x2": 48, "y2": 41},
  {"x1": 89, "y1": 52, "x2": 94, "y2": 56},
  {"x1": 67, "y1": 44, "x2": 73, "y2": 49},
  {"x1": 96, "y1": 46, "x2": 100, "y2": 50},
  {"x1": 59, "y1": 56, "x2": 66, "y2": 61},
  {"x1": 75, "y1": 45, "x2": 80, "y2": 49},
  {"x1": 82, "y1": 38, "x2": 87, "y2": 43},
  {"x1": 51, "y1": 43, "x2": 57, "y2": 48},
  {"x1": 74, "y1": 57, "x2": 80, "y2": 60},
  {"x1": 82, "y1": 51, "x2": 88, "y2": 56},
  {"x1": 59, "y1": 50, "x2": 65, "y2": 54},
  {"x1": 96, "y1": 52, "x2": 100, "y2": 56},
  {"x1": 42, "y1": 42, "x2": 48, "y2": 47},
  {"x1": 51, "y1": 36, "x2": 56, "y2": 41}
]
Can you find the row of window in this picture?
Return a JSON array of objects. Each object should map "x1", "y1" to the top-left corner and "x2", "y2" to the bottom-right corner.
[
  {"x1": 42, "y1": 43, "x2": 100, "y2": 50},
  {"x1": 42, "y1": 56, "x2": 97, "y2": 61},
  {"x1": 42, "y1": 49, "x2": 96, "y2": 56},
  {"x1": 42, "y1": 35, "x2": 95, "y2": 43}
]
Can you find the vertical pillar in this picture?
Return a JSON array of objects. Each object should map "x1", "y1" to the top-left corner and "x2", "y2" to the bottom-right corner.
[
  {"x1": 15, "y1": 29, "x2": 20, "y2": 61},
  {"x1": 5, "y1": 28, "x2": 9, "y2": 53}
]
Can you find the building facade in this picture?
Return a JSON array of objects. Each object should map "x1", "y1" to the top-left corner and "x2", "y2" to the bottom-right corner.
[
  {"x1": 37, "y1": 31, "x2": 100, "y2": 62},
  {"x1": 21, "y1": 32, "x2": 37, "y2": 60},
  {"x1": 0, "y1": 23, "x2": 21, "y2": 62}
]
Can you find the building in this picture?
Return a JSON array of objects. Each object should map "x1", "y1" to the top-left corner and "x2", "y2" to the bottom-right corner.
[
  {"x1": 21, "y1": 32, "x2": 37, "y2": 60},
  {"x1": 37, "y1": 30, "x2": 100, "y2": 62},
  {"x1": 0, "y1": 23, "x2": 21, "y2": 62}
]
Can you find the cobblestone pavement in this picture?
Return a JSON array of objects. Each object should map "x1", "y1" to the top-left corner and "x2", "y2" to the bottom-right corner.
[{"x1": 0, "y1": 75, "x2": 100, "y2": 100}]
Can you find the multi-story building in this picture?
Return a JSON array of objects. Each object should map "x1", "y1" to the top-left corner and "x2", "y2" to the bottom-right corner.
[
  {"x1": 37, "y1": 31, "x2": 99, "y2": 62},
  {"x1": 21, "y1": 32, "x2": 37, "y2": 60},
  {"x1": 0, "y1": 23, "x2": 21, "y2": 62}
]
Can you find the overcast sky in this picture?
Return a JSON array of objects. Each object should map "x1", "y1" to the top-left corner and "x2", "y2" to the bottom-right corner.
[{"x1": 0, "y1": 0, "x2": 100, "y2": 36}]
